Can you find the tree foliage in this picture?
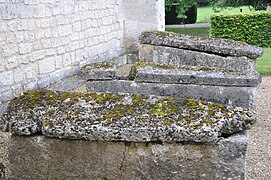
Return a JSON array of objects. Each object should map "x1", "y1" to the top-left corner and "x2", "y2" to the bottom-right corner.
[
  {"x1": 165, "y1": 0, "x2": 196, "y2": 19},
  {"x1": 211, "y1": 0, "x2": 271, "y2": 9}
]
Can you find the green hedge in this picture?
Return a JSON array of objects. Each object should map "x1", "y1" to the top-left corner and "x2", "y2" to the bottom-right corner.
[{"x1": 210, "y1": 12, "x2": 271, "y2": 47}]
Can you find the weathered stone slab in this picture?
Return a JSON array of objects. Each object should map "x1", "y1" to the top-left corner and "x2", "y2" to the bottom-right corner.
[
  {"x1": 0, "y1": 90, "x2": 255, "y2": 143},
  {"x1": 115, "y1": 64, "x2": 135, "y2": 80},
  {"x1": 135, "y1": 66, "x2": 261, "y2": 87},
  {"x1": 47, "y1": 75, "x2": 86, "y2": 91},
  {"x1": 139, "y1": 44, "x2": 256, "y2": 75},
  {"x1": 7, "y1": 134, "x2": 248, "y2": 179},
  {"x1": 140, "y1": 31, "x2": 264, "y2": 59},
  {"x1": 79, "y1": 61, "x2": 116, "y2": 80},
  {"x1": 86, "y1": 80, "x2": 256, "y2": 109}
]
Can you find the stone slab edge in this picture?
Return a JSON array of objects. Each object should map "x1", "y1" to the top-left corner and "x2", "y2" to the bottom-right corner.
[
  {"x1": 139, "y1": 31, "x2": 264, "y2": 59},
  {"x1": 86, "y1": 80, "x2": 256, "y2": 109}
]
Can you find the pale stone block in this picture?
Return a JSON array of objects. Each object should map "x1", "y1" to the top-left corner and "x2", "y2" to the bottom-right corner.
[
  {"x1": 6, "y1": 32, "x2": 16, "y2": 43},
  {"x1": 57, "y1": 46, "x2": 65, "y2": 54},
  {"x1": 7, "y1": 20, "x2": 17, "y2": 31},
  {"x1": 62, "y1": 53, "x2": 71, "y2": 67},
  {"x1": 74, "y1": 21, "x2": 81, "y2": 32},
  {"x1": 51, "y1": 38, "x2": 62, "y2": 48},
  {"x1": 35, "y1": 31, "x2": 45, "y2": 40},
  {"x1": 2, "y1": 44, "x2": 18, "y2": 57},
  {"x1": 70, "y1": 51, "x2": 76, "y2": 63},
  {"x1": 6, "y1": 56, "x2": 19, "y2": 70},
  {"x1": 24, "y1": 64, "x2": 38, "y2": 79},
  {"x1": 27, "y1": 19, "x2": 36, "y2": 30},
  {"x1": 40, "y1": 19, "x2": 51, "y2": 28},
  {"x1": 15, "y1": 32, "x2": 24, "y2": 42},
  {"x1": 39, "y1": 57, "x2": 56, "y2": 74},
  {"x1": 0, "y1": 87, "x2": 13, "y2": 101},
  {"x1": 55, "y1": 55, "x2": 63, "y2": 69},
  {"x1": 62, "y1": 24, "x2": 73, "y2": 36},
  {"x1": 44, "y1": 28, "x2": 53, "y2": 38},
  {"x1": 23, "y1": 81, "x2": 37, "y2": 91},
  {"x1": 28, "y1": 32, "x2": 35, "y2": 42},
  {"x1": 12, "y1": 83, "x2": 24, "y2": 97},
  {"x1": 33, "y1": 40, "x2": 43, "y2": 50},
  {"x1": 18, "y1": 19, "x2": 28, "y2": 30},
  {"x1": 29, "y1": 50, "x2": 45, "y2": 61},
  {"x1": 44, "y1": 6, "x2": 52, "y2": 17},
  {"x1": 46, "y1": 48, "x2": 56, "y2": 56},
  {"x1": 19, "y1": 55, "x2": 30, "y2": 64},
  {"x1": 69, "y1": 32, "x2": 79, "y2": 41},
  {"x1": 0, "y1": 33, "x2": 5, "y2": 42},
  {"x1": 19, "y1": 43, "x2": 33, "y2": 55},
  {"x1": 61, "y1": 36, "x2": 70, "y2": 45},
  {"x1": 52, "y1": 5, "x2": 61, "y2": 16},
  {"x1": 13, "y1": 68, "x2": 26, "y2": 84},
  {"x1": 41, "y1": 39, "x2": 52, "y2": 49},
  {"x1": 69, "y1": 41, "x2": 80, "y2": 51},
  {"x1": 0, "y1": 71, "x2": 14, "y2": 86}
]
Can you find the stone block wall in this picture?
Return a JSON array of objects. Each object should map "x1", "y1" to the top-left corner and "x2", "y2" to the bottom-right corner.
[
  {"x1": 0, "y1": 0, "x2": 165, "y2": 113},
  {"x1": 0, "y1": 0, "x2": 123, "y2": 105},
  {"x1": 121, "y1": 0, "x2": 165, "y2": 51}
]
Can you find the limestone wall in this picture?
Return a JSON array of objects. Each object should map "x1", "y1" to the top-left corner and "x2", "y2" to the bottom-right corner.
[
  {"x1": 0, "y1": 0, "x2": 165, "y2": 112},
  {"x1": 121, "y1": 0, "x2": 165, "y2": 51},
  {"x1": 0, "y1": 0, "x2": 123, "y2": 104}
]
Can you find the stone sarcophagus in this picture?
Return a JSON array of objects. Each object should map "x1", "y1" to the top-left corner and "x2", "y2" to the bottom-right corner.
[{"x1": 0, "y1": 31, "x2": 262, "y2": 179}]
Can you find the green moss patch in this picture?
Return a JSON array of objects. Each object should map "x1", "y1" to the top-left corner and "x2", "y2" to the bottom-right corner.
[{"x1": 4, "y1": 90, "x2": 255, "y2": 131}]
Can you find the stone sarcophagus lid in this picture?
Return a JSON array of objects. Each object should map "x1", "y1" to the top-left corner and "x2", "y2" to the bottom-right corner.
[{"x1": 0, "y1": 31, "x2": 263, "y2": 179}]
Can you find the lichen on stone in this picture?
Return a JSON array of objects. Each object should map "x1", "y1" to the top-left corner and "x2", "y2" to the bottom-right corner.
[
  {"x1": 134, "y1": 62, "x2": 174, "y2": 69},
  {"x1": 82, "y1": 60, "x2": 116, "y2": 70},
  {"x1": 0, "y1": 89, "x2": 256, "y2": 142}
]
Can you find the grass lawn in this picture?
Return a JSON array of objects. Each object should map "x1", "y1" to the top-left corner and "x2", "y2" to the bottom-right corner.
[
  {"x1": 165, "y1": 27, "x2": 210, "y2": 37},
  {"x1": 197, "y1": 6, "x2": 252, "y2": 23},
  {"x1": 257, "y1": 48, "x2": 271, "y2": 76}
]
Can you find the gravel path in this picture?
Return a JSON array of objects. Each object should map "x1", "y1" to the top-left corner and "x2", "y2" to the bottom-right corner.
[
  {"x1": 246, "y1": 76, "x2": 271, "y2": 179},
  {"x1": 165, "y1": 23, "x2": 211, "y2": 28}
]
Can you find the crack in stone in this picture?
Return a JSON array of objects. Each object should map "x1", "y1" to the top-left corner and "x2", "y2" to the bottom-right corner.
[{"x1": 119, "y1": 142, "x2": 129, "y2": 179}]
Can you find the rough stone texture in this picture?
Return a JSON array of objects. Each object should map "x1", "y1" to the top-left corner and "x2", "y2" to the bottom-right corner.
[
  {"x1": 0, "y1": 90, "x2": 255, "y2": 143},
  {"x1": 0, "y1": 132, "x2": 11, "y2": 179},
  {"x1": 79, "y1": 61, "x2": 116, "y2": 81},
  {"x1": 246, "y1": 76, "x2": 271, "y2": 179},
  {"x1": 135, "y1": 66, "x2": 261, "y2": 87},
  {"x1": 139, "y1": 44, "x2": 257, "y2": 76},
  {"x1": 116, "y1": 64, "x2": 135, "y2": 80},
  {"x1": 0, "y1": 0, "x2": 165, "y2": 106},
  {"x1": 47, "y1": 75, "x2": 86, "y2": 92},
  {"x1": 140, "y1": 31, "x2": 264, "y2": 59},
  {"x1": 7, "y1": 134, "x2": 247, "y2": 180},
  {"x1": 86, "y1": 80, "x2": 257, "y2": 109}
]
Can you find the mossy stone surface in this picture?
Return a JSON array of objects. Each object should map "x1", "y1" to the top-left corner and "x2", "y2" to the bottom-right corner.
[{"x1": 0, "y1": 89, "x2": 256, "y2": 142}]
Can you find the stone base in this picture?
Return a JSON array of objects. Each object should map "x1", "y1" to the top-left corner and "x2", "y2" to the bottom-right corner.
[
  {"x1": 7, "y1": 133, "x2": 247, "y2": 179},
  {"x1": 0, "y1": 132, "x2": 11, "y2": 179}
]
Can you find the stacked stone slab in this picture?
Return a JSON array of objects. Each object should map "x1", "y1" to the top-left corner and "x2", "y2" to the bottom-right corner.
[
  {"x1": 85, "y1": 31, "x2": 263, "y2": 109},
  {"x1": 0, "y1": 31, "x2": 263, "y2": 179}
]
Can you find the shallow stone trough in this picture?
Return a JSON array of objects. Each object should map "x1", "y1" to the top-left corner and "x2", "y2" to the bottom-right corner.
[{"x1": 0, "y1": 31, "x2": 263, "y2": 179}]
